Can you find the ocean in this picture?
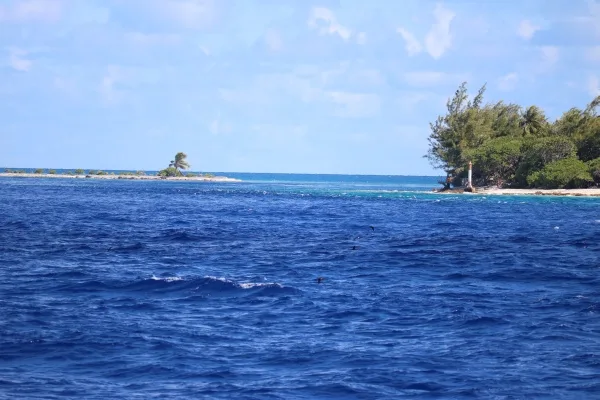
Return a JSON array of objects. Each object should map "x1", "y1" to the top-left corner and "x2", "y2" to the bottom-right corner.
[{"x1": 1, "y1": 173, "x2": 599, "y2": 399}]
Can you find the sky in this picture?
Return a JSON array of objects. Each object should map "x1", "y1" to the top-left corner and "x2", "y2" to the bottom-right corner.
[{"x1": 1, "y1": 0, "x2": 599, "y2": 175}]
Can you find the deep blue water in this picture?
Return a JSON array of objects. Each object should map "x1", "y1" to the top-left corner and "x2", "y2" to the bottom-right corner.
[{"x1": 1, "y1": 174, "x2": 599, "y2": 399}]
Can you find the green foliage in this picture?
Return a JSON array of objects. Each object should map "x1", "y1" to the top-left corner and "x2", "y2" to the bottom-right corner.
[
  {"x1": 527, "y1": 158, "x2": 593, "y2": 189},
  {"x1": 34, "y1": 168, "x2": 44, "y2": 174},
  {"x1": 514, "y1": 136, "x2": 576, "y2": 186},
  {"x1": 75, "y1": 169, "x2": 85, "y2": 175},
  {"x1": 203, "y1": 173, "x2": 215, "y2": 178},
  {"x1": 426, "y1": 82, "x2": 489, "y2": 186},
  {"x1": 575, "y1": 117, "x2": 600, "y2": 161},
  {"x1": 489, "y1": 102, "x2": 522, "y2": 138},
  {"x1": 186, "y1": 172, "x2": 198, "y2": 177},
  {"x1": 588, "y1": 157, "x2": 600, "y2": 185},
  {"x1": 552, "y1": 108, "x2": 583, "y2": 138},
  {"x1": 88, "y1": 170, "x2": 97, "y2": 175},
  {"x1": 168, "y1": 152, "x2": 191, "y2": 175},
  {"x1": 48, "y1": 169, "x2": 56, "y2": 174},
  {"x1": 427, "y1": 85, "x2": 596, "y2": 189},
  {"x1": 159, "y1": 153, "x2": 191, "y2": 178},
  {"x1": 158, "y1": 167, "x2": 181, "y2": 177},
  {"x1": 96, "y1": 170, "x2": 106, "y2": 175},
  {"x1": 135, "y1": 170, "x2": 146, "y2": 176},
  {"x1": 520, "y1": 105, "x2": 549, "y2": 137},
  {"x1": 465, "y1": 137, "x2": 523, "y2": 186}
]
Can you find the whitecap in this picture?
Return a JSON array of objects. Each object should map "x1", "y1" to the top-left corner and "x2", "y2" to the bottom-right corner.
[
  {"x1": 151, "y1": 275, "x2": 183, "y2": 282},
  {"x1": 239, "y1": 282, "x2": 283, "y2": 289},
  {"x1": 203, "y1": 275, "x2": 231, "y2": 283}
]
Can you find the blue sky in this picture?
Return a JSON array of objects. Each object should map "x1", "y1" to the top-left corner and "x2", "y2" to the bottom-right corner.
[{"x1": 1, "y1": 0, "x2": 599, "y2": 175}]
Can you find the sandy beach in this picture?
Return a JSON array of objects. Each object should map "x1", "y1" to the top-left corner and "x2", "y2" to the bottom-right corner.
[
  {"x1": 437, "y1": 187, "x2": 600, "y2": 197},
  {"x1": 0, "y1": 173, "x2": 241, "y2": 182}
]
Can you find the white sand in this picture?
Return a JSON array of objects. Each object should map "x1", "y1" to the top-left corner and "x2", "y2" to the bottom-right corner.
[
  {"x1": 0, "y1": 173, "x2": 241, "y2": 182},
  {"x1": 437, "y1": 187, "x2": 600, "y2": 197}
]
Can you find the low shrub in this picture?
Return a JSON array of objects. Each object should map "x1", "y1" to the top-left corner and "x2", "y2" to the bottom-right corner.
[
  {"x1": 88, "y1": 170, "x2": 97, "y2": 175},
  {"x1": 75, "y1": 169, "x2": 85, "y2": 175},
  {"x1": 527, "y1": 157, "x2": 593, "y2": 189},
  {"x1": 48, "y1": 169, "x2": 57, "y2": 174},
  {"x1": 158, "y1": 167, "x2": 181, "y2": 177},
  {"x1": 135, "y1": 170, "x2": 146, "y2": 176},
  {"x1": 34, "y1": 168, "x2": 44, "y2": 174},
  {"x1": 96, "y1": 170, "x2": 106, "y2": 175},
  {"x1": 588, "y1": 157, "x2": 600, "y2": 185},
  {"x1": 203, "y1": 173, "x2": 215, "y2": 178}
]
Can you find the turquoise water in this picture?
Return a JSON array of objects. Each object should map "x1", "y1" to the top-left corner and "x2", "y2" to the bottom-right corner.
[{"x1": 1, "y1": 174, "x2": 599, "y2": 399}]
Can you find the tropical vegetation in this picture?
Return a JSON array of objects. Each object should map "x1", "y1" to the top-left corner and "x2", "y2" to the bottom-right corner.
[
  {"x1": 158, "y1": 152, "x2": 190, "y2": 177},
  {"x1": 426, "y1": 82, "x2": 600, "y2": 189}
]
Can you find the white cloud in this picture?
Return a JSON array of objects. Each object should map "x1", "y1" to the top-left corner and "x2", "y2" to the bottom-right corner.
[
  {"x1": 100, "y1": 65, "x2": 122, "y2": 104},
  {"x1": 589, "y1": 0, "x2": 600, "y2": 21},
  {"x1": 199, "y1": 45, "x2": 210, "y2": 56},
  {"x1": 403, "y1": 71, "x2": 445, "y2": 86},
  {"x1": 517, "y1": 20, "x2": 539, "y2": 40},
  {"x1": 209, "y1": 116, "x2": 231, "y2": 136},
  {"x1": 98, "y1": 65, "x2": 160, "y2": 104},
  {"x1": 157, "y1": 0, "x2": 219, "y2": 29},
  {"x1": 397, "y1": 3, "x2": 455, "y2": 59},
  {"x1": 218, "y1": 87, "x2": 275, "y2": 107},
  {"x1": 219, "y1": 67, "x2": 382, "y2": 119},
  {"x1": 588, "y1": 75, "x2": 600, "y2": 97},
  {"x1": 0, "y1": 0, "x2": 62, "y2": 22},
  {"x1": 586, "y1": 46, "x2": 600, "y2": 62},
  {"x1": 571, "y1": 1, "x2": 600, "y2": 36},
  {"x1": 356, "y1": 32, "x2": 367, "y2": 45},
  {"x1": 397, "y1": 28, "x2": 422, "y2": 56},
  {"x1": 326, "y1": 91, "x2": 381, "y2": 118},
  {"x1": 264, "y1": 29, "x2": 283, "y2": 52},
  {"x1": 497, "y1": 73, "x2": 518, "y2": 91},
  {"x1": 53, "y1": 76, "x2": 78, "y2": 97},
  {"x1": 8, "y1": 48, "x2": 32, "y2": 72},
  {"x1": 395, "y1": 91, "x2": 436, "y2": 112},
  {"x1": 540, "y1": 46, "x2": 559, "y2": 65},
  {"x1": 308, "y1": 7, "x2": 351, "y2": 41},
  {"x1": 251, "y1": 124, "x2": 307, "y2": 143},
  {"x1": 125, "y1": 32, "x2": 180, "y2": 46},
  {"x1": 424, "y1": 3, "x2": 455, "y2": 59},
  {"x1": 403, "y1": 71, "x2": 468, "y2": 87}
]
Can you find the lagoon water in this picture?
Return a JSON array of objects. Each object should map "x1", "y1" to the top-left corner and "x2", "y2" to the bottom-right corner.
[{"x1": 1, "y1": 173, "x2": 599, "y2": 399}]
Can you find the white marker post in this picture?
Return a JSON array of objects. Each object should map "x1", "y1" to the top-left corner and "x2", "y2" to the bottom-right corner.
[{"x1": 468, "y1": 161, "x2": 473, "y2": 189}]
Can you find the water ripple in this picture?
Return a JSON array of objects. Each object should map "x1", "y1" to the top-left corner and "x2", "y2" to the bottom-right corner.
[{"x1": 1, "y1": 177, "x2": 599, "y2": 399}]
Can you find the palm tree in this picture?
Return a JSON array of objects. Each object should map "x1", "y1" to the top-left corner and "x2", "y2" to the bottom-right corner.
[
  {"x1": 520, "y1": 105, "x2": 548, "y2": 137},
  {"x1": 169, "y1": 152, "x2": 190, "y2": 176}
]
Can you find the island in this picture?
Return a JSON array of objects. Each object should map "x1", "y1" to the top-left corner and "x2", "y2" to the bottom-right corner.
[
  {"x1": 0, "y1": 152, "x2": 241, "y2": 182},
  {"x1": 426, "y1": 83, "x2": 600, "y2": 196}
]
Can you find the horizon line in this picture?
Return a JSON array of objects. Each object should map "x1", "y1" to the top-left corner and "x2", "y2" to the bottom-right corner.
[{"x1": 1, "y1": 167, "x2": 443, "y2": 177}]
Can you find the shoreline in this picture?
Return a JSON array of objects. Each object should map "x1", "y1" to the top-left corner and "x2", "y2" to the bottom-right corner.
[
  {"x1": 0, "y1": 173, "x2": 241, "y2": 182},
  {"x1": 435, "y1": 187, "x2": 600, "y2": 197}
]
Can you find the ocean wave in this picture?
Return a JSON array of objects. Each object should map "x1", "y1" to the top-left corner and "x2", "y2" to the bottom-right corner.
[{"x1": 56, "y1": 275, "x2": 299, "y2": 297}]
